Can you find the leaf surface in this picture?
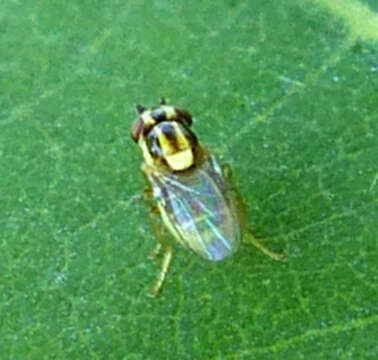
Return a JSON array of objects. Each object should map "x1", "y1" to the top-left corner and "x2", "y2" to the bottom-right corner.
[{"x1": 0, "y1": 1, "x2": 377, "y2": 359}]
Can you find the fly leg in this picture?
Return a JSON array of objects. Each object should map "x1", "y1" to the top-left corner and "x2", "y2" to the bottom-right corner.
[
  {"x1": 143, "y1": 186, "x2": 173, "y2": 297},
  {"x1": 150, "y1": 241, "x2": 173, "y2": 297},
  {"x1": 244, "y1": 232, "x2": 286, "y2": 262},
  {"x1": 222, "y1": 163, "x2": 286, "y2": 262},
  {"x1": 148, "y1": 207, "x2": 173, "y2": 297},
  {"x1": 148, "y1": 242, "x2": 162, "y2": 260}
]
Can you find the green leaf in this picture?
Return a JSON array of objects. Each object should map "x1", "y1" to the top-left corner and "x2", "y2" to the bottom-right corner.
[{"x1": 1, "y1": 1, "x2": 377, "y2": 359}]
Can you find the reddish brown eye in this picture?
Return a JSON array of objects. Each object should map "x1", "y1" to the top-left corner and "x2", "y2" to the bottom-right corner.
[
  {"x1": 175, "y1": 108, "x2": 192, "y2": 126},
  {"x1": 131, "y1": 118, "x2": 144, "y2": 142}
]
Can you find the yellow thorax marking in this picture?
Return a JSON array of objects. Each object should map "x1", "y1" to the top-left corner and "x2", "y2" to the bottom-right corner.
[
  {"x1": 165, "y1": 148, "x2": 194, "y2": 170},
  {"x1": 139, "y1": 138, "x2": 154, "y2": 166},
  {"x1": 139, "y1": 112, "x2": 194, "y2": 171},
  {"x1": 156, "y1": 122, "x2": 190, "y2": 155},
  {"x1": 155, "y1": 122, "x2": 194, "y2": 170},
  {"x1": 161, "y1": 106, "x2": 176, "y2": 119},
  {"x1": 141, "y1": 111, "x2": 155, "y2": 127}
]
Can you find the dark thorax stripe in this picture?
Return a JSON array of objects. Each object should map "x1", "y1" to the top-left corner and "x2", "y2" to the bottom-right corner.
[{"x1": 158, "y1": 122, "x2": 190, "y2": 155}]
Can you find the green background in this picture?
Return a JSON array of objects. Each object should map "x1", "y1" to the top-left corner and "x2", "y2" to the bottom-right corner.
[{"x1": 1, "y1": 0, "x2": 377, "y2": 359}]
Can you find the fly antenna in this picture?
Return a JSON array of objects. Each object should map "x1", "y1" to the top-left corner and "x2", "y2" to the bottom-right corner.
[{"x1": 136, "y1": 104, "x2": 146, "y2": 114}]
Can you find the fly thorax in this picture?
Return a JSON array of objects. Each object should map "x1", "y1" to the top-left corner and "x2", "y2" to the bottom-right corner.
[{"x1": 147, "y1": 121, "x2": 198, "y2": 171}]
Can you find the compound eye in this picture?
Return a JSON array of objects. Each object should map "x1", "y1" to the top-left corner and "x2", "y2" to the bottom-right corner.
[
  {"x1": 175, "y1": 108, "x2": 192, "y2": 126},
  {"x1": 130, "y1": 118, "x2": 144, "y2": 142}
]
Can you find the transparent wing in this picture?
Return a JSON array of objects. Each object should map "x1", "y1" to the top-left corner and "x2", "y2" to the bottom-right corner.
[{"x1": 149, "y1": 156, "x2": 241, "y2": 261}]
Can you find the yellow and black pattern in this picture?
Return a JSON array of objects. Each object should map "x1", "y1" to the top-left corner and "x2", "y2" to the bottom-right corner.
[
  {"x1": 147, "y1": 121, "x2": 198, "y2": 171},
  {"x1": 131, "y1": 100, "x2": 197, "y2": 171},
  {"x1": 130, "y1": 99, "x2": 285, "y2": 296}
]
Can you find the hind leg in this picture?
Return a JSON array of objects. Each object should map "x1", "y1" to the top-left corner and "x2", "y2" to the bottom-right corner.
[{"x1": 222, "y1": 163, "x2": 286, "y2": 262}]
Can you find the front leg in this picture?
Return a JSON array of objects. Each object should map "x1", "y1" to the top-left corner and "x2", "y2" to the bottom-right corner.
[{"x1": 142, "y1": 183, "x2": 174, "y2": 297}]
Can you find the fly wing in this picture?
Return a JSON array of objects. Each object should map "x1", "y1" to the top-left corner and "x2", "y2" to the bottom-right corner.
[{"x1": 150, "y1": 156, "x2": 241, "y2": 261}]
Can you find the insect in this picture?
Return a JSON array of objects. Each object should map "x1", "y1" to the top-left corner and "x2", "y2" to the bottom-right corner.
[{"x1": 131, "y1": 98, "x2": 285, "y2": 296}]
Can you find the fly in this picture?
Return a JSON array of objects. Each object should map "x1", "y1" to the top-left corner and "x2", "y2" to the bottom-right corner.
[{"x1": 130, "y1": 98, "x2": 285, "y2": 296}]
